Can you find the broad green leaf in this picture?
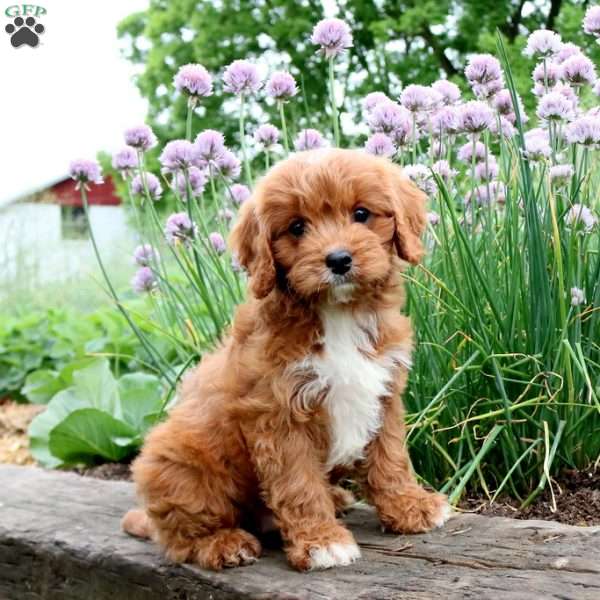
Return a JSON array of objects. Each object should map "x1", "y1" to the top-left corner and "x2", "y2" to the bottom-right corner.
[
  {"x1": 28, "y1": 388, "x2": 86, "y2": 467},
  {"x1": 48, "y1": 408, "x2": 139, "y2": 464},
  {"x1": 72, "y1": 358, "x2": 121, "y2": 419},
  {"x1": 22, "y1": 370, "x2": 62, "y2": 404},
  {"x1": 118, "y1": 373, "x2": 164, "y2": 432}
]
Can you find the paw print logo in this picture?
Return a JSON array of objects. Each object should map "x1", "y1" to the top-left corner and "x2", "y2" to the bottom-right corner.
[{"x1": 5, "y1": 16, "x2": 45, "y2": 48}]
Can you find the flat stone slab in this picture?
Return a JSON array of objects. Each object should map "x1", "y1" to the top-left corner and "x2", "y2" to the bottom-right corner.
[{"x1": 0, "y1": 465, "x2": 599, "y2": 599}]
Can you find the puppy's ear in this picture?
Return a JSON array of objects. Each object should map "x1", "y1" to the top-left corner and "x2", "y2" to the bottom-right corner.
[
  {"x1": 387, "y1": 164, "x2": 427, "y2": 265},
  {"x1": 229, "y1": 199, "x2": 276, "y2": 298}
]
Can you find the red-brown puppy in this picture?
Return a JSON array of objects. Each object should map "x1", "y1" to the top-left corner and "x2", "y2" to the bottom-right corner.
[{"x1": 122, "y1": 148, "x2": 450, "y2": 571}]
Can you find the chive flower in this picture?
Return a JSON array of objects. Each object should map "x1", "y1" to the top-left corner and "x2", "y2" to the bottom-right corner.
[
  {"x1": 173, "y1": 63, "x2": 213, "y2": 98},
  {"x1": 112, "y1": 147, "x2": 137, "y2": 177},
  {"x1": 294, "y1": 129, "x2": 327, "y2": 151},
  {"x1": 223, "y1": 60, "x2": 262, "y2": 95},
  {"x1": 209, "y1": 232, "x2": 227, "y2": 254},
  {"x1": 159, "y1": 140, "x2": 200, "y2": 172},
  {"x1": 124, "y1": 125, "x2": 158, "y2": 151},
  {"x1": 131, "y1": 173, "x2": 163, "y2": 200},
  {"x1": 165, "y1": 212, "x2": 197, "y2": 245},
  {"x1": 133, "y1": 244, "x2": 159, "y2": 267},
  {"x1": 265, "y1": 71, "x2": 298, "y2": 100},
  {"x1": 69, "y1": 159, "x2": 103, "y2": 189},
  {"x1": 364, "y1": 133, "x2": 396, "y2": 157},
  {"x1": 131, "y1": 267, "x2": 157, "y2": 294},
  {"x1": 230, "y1": 183, "x2": 251, "y2": 206},
  {"x1": 311, "y1": 18, "x2": 353, "y2": 58},
  {"x1": 171, "y1": 166, "x2": 207, "y2": 197},
  {"x1": 254, "y1": 124, "x2": 280, "y2": 149}
]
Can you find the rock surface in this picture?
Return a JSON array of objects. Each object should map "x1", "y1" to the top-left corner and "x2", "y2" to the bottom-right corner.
[{"x1": 1, "y1": 465, "x2": 599, "y2": 599}]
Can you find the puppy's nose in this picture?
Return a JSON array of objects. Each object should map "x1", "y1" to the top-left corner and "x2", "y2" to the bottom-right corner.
[{"x1": 326, "y1": 250, "x2": 353, "y2": 275}]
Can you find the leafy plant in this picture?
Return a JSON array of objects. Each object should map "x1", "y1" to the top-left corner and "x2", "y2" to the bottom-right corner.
[{"x1": 28, "y1": 358, "x2": 167, "y2": 467}]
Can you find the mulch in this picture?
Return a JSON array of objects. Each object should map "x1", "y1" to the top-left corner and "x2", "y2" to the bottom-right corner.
[{"x1": 1, "y1": 400, "x2": 599, "y2": 526}]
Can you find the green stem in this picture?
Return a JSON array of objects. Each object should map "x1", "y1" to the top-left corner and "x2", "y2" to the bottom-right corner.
[
  {"x1": 239, "y1": 93, "x2": 253, "y2": 186},
  {"x1": 328, "y1": 58, "x2": 340, "y2": 146},
  {"x1": 278, "y1": 100, "x2": 290, "y2": 154}
]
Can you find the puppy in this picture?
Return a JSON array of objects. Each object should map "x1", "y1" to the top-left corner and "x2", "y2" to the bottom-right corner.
[{"x1": 122, "y1": 148, "x2": 450, "y2": 571}]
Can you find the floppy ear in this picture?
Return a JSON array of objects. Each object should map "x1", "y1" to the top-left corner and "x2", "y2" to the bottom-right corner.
[
  {"x1": 387, "y1": 165, "x2": 427, "y2": 265},
  {"x1": 229, "y1": 199, "x2": 276, "y2": 298}
]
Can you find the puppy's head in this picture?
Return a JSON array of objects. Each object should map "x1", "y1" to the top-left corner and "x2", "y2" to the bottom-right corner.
[{"x1": 229, "y1": 149, "x2": 427, "y2": 303}]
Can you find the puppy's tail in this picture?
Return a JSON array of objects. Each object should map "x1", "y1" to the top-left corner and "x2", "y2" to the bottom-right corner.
[{"x1": 121, "y1": 508, "x2": 155, "y2": 539}]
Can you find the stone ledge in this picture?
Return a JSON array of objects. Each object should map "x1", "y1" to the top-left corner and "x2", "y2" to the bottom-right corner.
[{"x1": 1, "y1": 465, "x2": 599, "y2": 599}]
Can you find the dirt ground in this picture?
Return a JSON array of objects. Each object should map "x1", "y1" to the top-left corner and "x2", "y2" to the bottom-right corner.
[
  {"x1": 1, "y1": 400, "x2": 599, "y2": 526},
  {"x1": 0, "y1": 399, "x2": 44, "y2": 466}
]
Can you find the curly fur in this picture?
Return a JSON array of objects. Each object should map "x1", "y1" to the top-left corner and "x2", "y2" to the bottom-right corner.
[{"x1": 122, "y1": 149, "x2": 450, "y2": 571}]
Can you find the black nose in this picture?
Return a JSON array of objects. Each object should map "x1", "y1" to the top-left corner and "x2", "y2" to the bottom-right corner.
[{"x1": 326, "y1": 250, "x2": 353, "y2": 275}]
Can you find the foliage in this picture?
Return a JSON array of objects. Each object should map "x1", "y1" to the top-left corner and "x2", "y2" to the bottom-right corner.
[
  {"x1": 117, "y1": 0, "x2": 600, "y2": 148},
  {"x1": 0, "y1": 302, "x2": 177, "y2": 402},
  {"x1": 28, "y1": 358, "x2": 168, "y2": 467}
]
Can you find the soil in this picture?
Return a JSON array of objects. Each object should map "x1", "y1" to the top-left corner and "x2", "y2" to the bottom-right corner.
[
  {"x1": 459, "y1": 469, "x2": 600, "y2": 527},
  {"x1": 1, "y1": 400, "x2": 598, "y2": 526},
  {"x1": 0, "y1": 399, "x2": 44, "y2": 466}
]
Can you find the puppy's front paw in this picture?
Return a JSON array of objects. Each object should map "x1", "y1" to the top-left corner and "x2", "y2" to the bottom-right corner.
[
  {"x1": 287, "y1": 526, "x2": 360, "y2": 571},
  {"x1": 378, "y1": 486, "x2": 451, "y2": 534}
]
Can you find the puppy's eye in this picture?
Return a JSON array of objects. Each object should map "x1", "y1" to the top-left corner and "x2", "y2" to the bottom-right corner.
[
  {"x1": 353, "y1": 207, "x2": 371, "y2": 224},
  {"x1": 288, "y1": 218, "x2": 305, "y2": 237}
]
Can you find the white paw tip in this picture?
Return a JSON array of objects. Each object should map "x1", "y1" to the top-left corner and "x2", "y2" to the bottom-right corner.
[
  {"x1": 433, "y1": 502, "x2": 452, "y2": 528},
  {"x1": 309, "y1": 542, "x2": 361, "y2": 570}
]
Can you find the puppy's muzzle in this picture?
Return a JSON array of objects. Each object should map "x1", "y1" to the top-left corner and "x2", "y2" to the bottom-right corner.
[{"x1": 325, "y1": 250, "x2": 353, "y2": 275}]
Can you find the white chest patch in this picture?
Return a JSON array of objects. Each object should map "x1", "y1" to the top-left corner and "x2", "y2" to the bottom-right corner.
[{"x1": 291, "y1": 308, "x2": 412, "y2": 469}]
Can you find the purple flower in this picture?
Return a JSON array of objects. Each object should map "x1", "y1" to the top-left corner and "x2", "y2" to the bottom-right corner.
[
  {"x1": 173, "y1": 63, "x2": 213, "y2": 98},
  {"x1": 254, "y1": 124, "x2": 280, "y2": 148},
  {"x1": 565, "y1": 116, "x2": 600, "y2": 146},
  {"x1": 165, "y1": 212, "x2": 196, "y2": 245},
  {"x1": 465, "y1": 54, "x2": 502, "y2": 85},
  {"x1": 294, "y1": 129, "x2": 327, "y2": 151},
  {"x1": 133, "y1": 244, "x2": 159, "y2": 267},
  {"x1": 537, "y1": 92, "x2": 575, "y2": 121},
  {"x1": 364, "y1": 133, "x2": 396, "y2": 157},
  {"x1": 209, "y1": 232, "x2": 227, "y2": 254},
  {"x1": 311, "y1": 18, "x2": 353, "y2": 58},
  {"x1": 493, "y1": 89, "x2": 514, "y2": 115},
  {"x1": 400, "y1": 84, "x2": 435, "y2": 112},
  {"x1": 524, "y1": 129, "x2": 551, "y2": 161},
  {"x1": 430, "y1": 106, "x2": 460, "y2": 136},
  {"x1": 218, "y1": 208, "x2": 235, "y2": 223},
  {"x1": 549, "y1": 164, "x2": 574, "y2": 185},
  {"x1": 583, "y1": 6, "x2": 600, "y2": 37},
  {"x1": 171, "y1": 166, "x2": 207, "y2": 197},
  {"x1": 403, "y1": 164, "x2": 435, "y2": 195},
  {"x1": 472, "y1": 78, "x2": 504, "y2": 100},
  {"x1": 124, "y1": 125, "x2": 157, "y2": 152},
  {"x1": 457, "y1": 141, "x2": 487, "y2": 163},
  {"x1": 594, "y1": 80, "x2": 600, "y2": 97},
  {"x1": 430, "y1": 139, "x2": 446, "y2": 160},
  {"x1": 159, "y1": 140, "x2": 199, "y2": 172},
  {"x1": 474, "y1": 158, "x2": 499, "y2": 182},
  {"x1": 194, "y1": 129, "x2": 226, "y2": 164},
  {"x1": 489, "y1": 117, "x2": 517, "y2": 138},
  {"x1": 524, "y1": 29, "x2": 562, "y2": 58},
  {"x1": 555, "y1": 43, "x2": 583, "y2": 64},
  {"x1": 431, "y1": 160, "x2": 457, "y2": 183},
  {"x1": 362, "y1": 92, "x2": 390, "y2": 113},
  {"x1": 560, "y1": 54, "x2": 597, "y2": 86},
  {"x1": 458, "y1": 101, "x2": 494, "y2": 134},
  {"x1": 216, "y1": 150, "x2": 241, "y2": 179},
  {"x1": 468, "y1": 181, "x2": 506, "y2": 205},
  {"x1": 532, "y1": 61, "x2": 561, "y2": 87},
  {"x1": 223, "y1": 60, "x2": 262, "y2": 95},
  {"x1": 131, "y1": 172, "x2": 163, "y2": 200},
  {"x1": 368, "y1": 100, "x2": 411, "y2": 135},
  {"x1": 112, "y1": 147, "x2": 137, "y2": 175},
  {"x1": 230, "y1": 183, "x2": 251, "y2": 206},
  {"x1": 427, "y1": 211, "x2": 440, "y2": 226},
  {"x1": 265, "y1": 71, "x2": 298, "y2": 100},
  {"x1": 69, "y1": 159, "x2": 103, "y2": 187},
  {"x1": 431, "y1": 80, "x2": 461, "y2": 105},
  {"x1": 571, "y1": 287, "x2": 585, "y2": 306},
  {"x1": 565, "y1": 204, "x2": 597, "y2": 232},
  {"x1": 131, "y1": 267, "x2": 157, "y2": 294}
]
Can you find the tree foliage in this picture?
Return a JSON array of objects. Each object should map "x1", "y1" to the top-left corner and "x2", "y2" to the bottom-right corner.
[{"x1": 118, "y1": 0, "x2": 597, "y2": 145}]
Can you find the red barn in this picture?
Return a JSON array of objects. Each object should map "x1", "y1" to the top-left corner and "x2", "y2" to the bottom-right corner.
[{"x1": 50, "y1": 176, "x2": 121, "y2": 206}]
